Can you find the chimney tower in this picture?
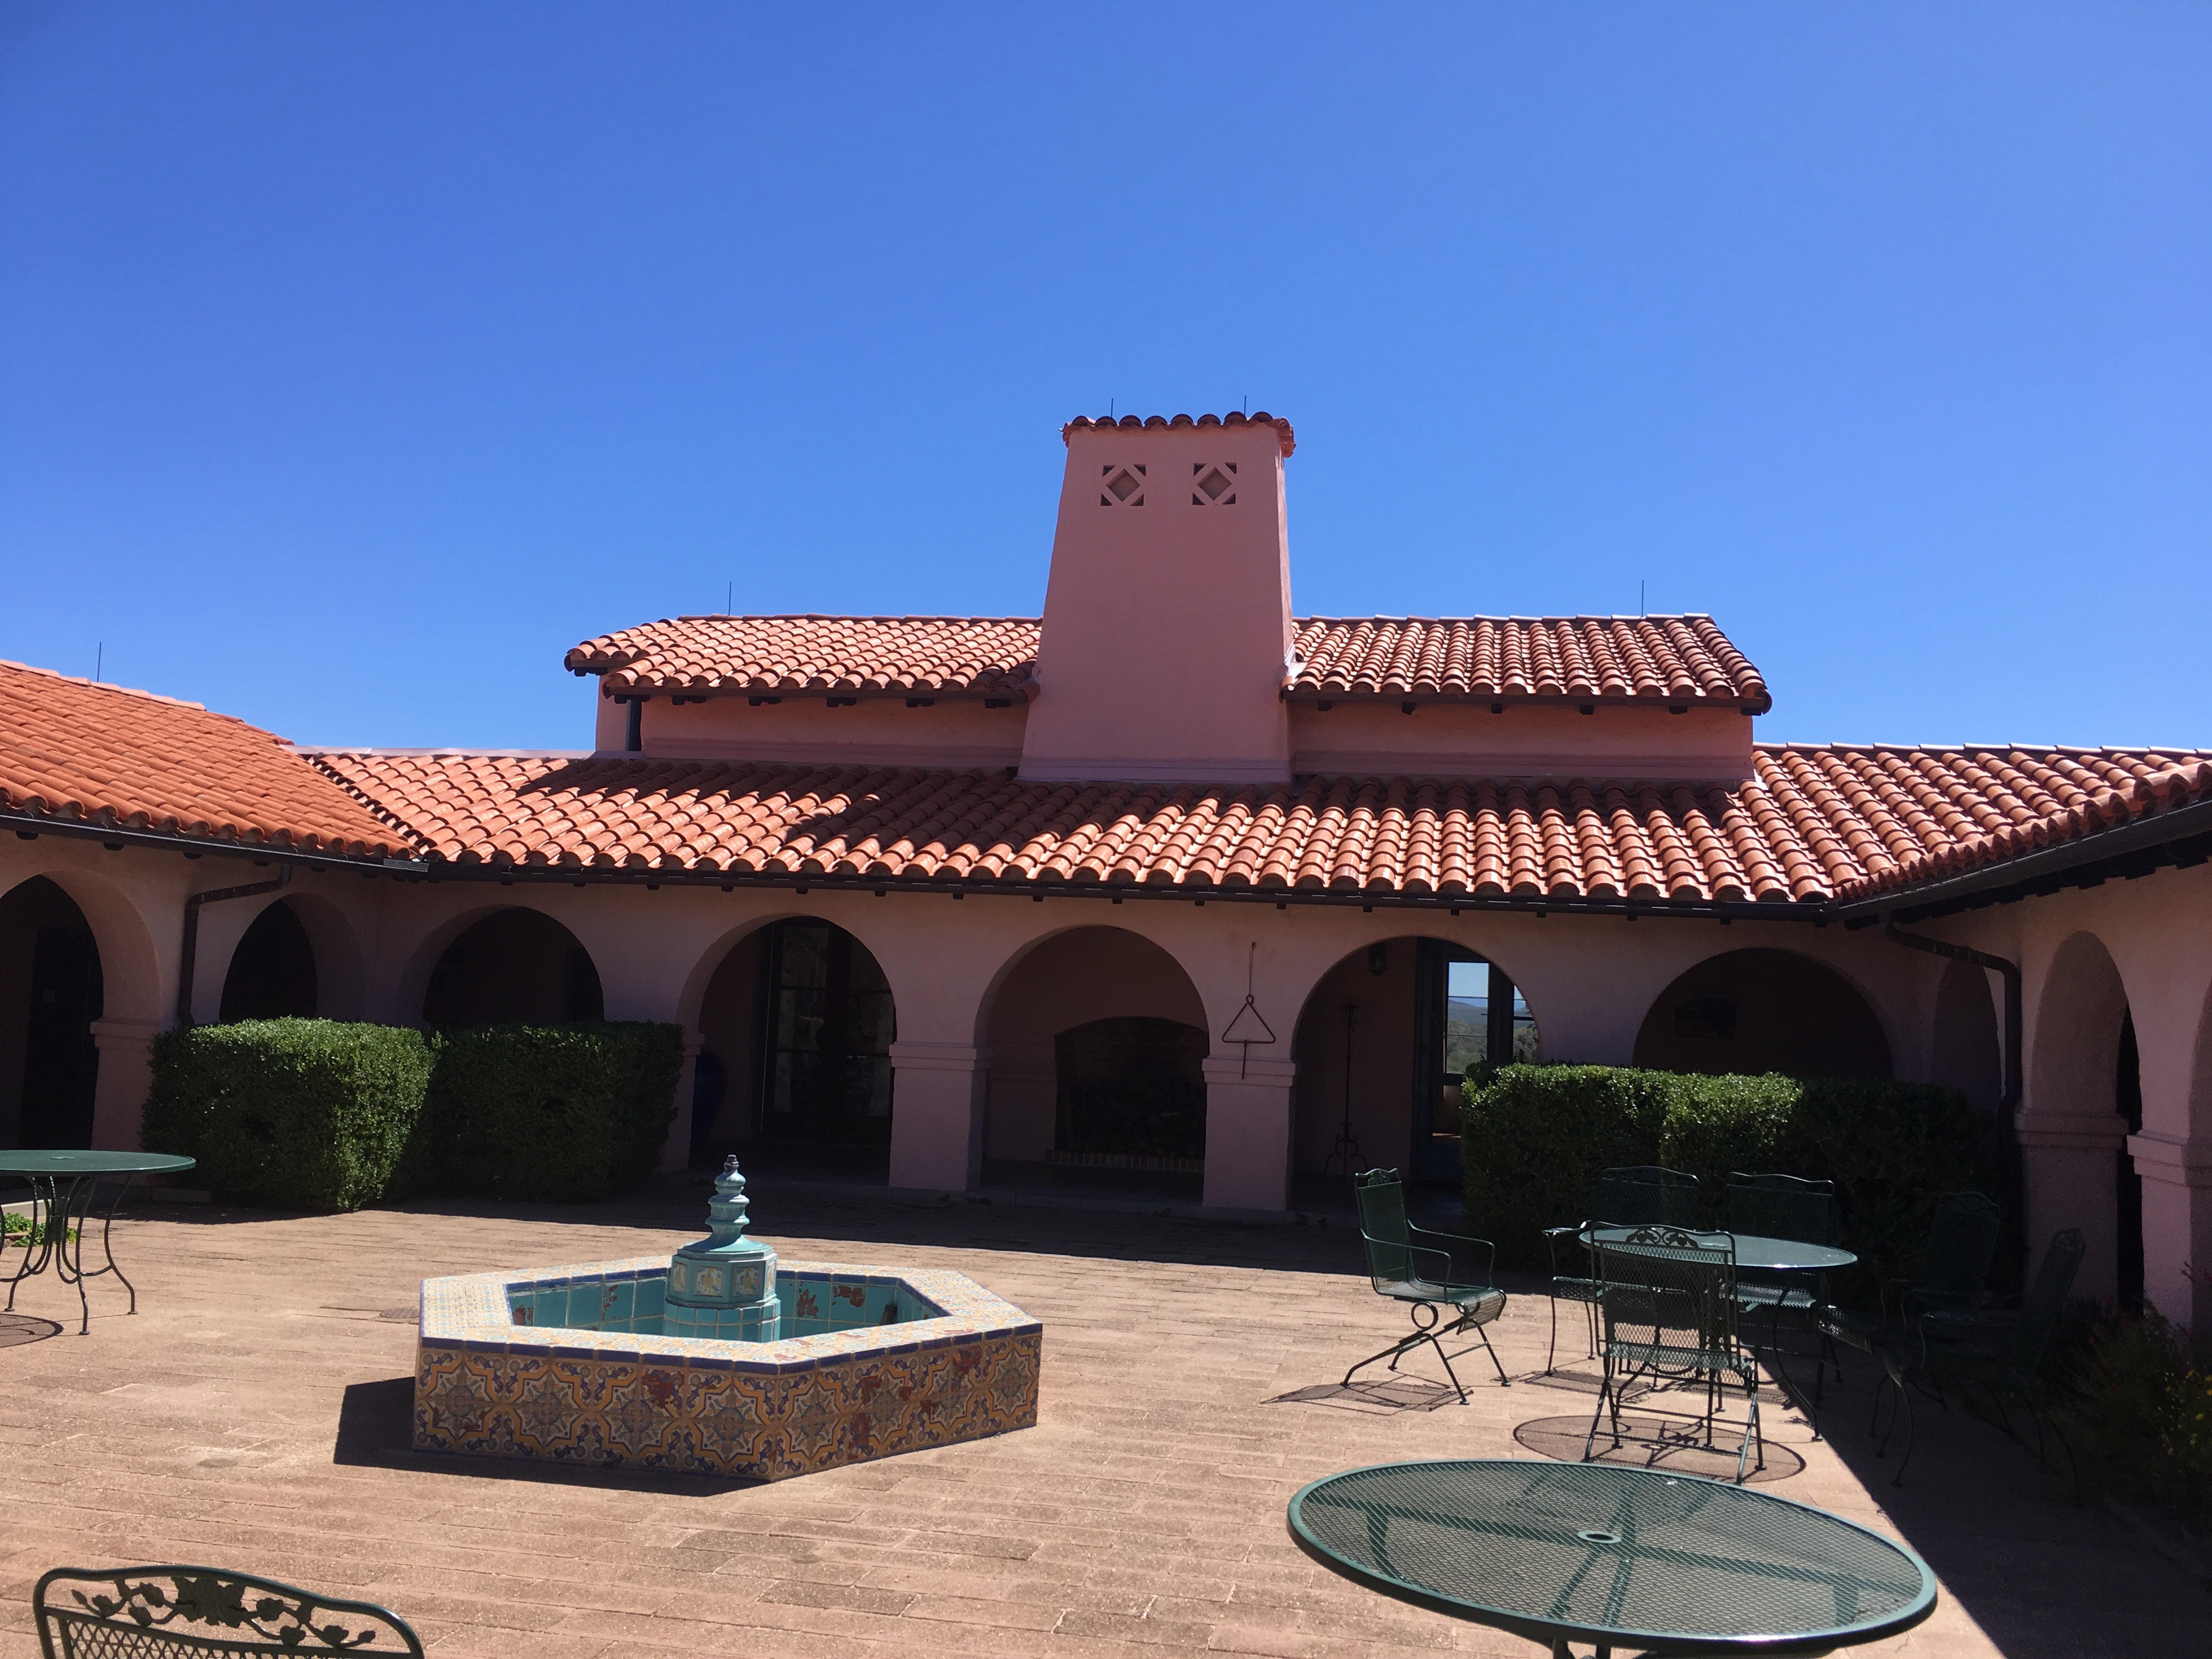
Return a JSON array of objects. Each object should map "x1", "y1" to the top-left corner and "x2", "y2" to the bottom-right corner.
[{"x1": 1019, "y1": 413, "x2": 1296, "y2": 785}]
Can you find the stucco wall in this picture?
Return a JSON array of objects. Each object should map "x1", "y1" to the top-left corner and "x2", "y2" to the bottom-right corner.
[{"x1": 8, "y1": 830, "x2": 2207, "y2": 1327}]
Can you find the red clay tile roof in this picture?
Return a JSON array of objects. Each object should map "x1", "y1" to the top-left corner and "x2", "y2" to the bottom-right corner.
[
  {"x1": 566, "y1": 616, "x2": 1041, "y2": 698},
  {"x1": 570, "y1": 613, "x2": 1770, "y2": 709},
  {"x1": 306, "y1": 743, "x2": 2212, "y2": 906},
  {"x1": 0, "y1": 660, "x2": 409, "y2": 857},
  {"x1": 1061, "y1": 411, "x2": 1296, "y2": 456},
  {"x1": 1290, "y1": 616, "x2": 1770, "y2": 711},
  {"x1": 1764, "y1": 743, "x2": 2212, "y2": 901}
]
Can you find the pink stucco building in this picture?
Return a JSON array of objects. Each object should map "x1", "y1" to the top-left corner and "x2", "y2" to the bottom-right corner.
[{"x1": 3, "y1": 411, "x2": 2208, "y2": 1326}]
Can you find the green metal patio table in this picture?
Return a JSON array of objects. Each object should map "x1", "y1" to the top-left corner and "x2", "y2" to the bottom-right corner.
[
  {"x1": 1288, "y1": 1459, "x2": 1935, "y2": 1658},
  {"x1": 1582, "y1": 1229, "x2": 1855, "y2": 1276},
  {"x1": 0, "y1": 1150, "x2": 195, "y2": 1334},
  {"x1": 1585, "y1": 1228, "x2": 1857, "y2": 1432}
]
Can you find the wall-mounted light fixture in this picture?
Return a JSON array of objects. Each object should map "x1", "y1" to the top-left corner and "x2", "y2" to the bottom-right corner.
[{"x1": 1367, "y1": 942, "x2": 1389, "y2": 977}]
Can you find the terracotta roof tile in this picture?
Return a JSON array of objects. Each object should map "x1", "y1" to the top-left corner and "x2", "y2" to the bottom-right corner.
[
  {"x1": 571, "y1": 612, "x2": 1770, "y2": 709},
  {"x1": 0, "y1": 661, "x2": 408, "y2": 857},
  {"x1": 1289, "y1": 616, "x2": 1770, "y2": 709},
  {"x1": 1060, "y1": 410, "x2": 1296, "y2": 456},
  {"x1": 307, "y1": 743, "x2": 2212, "y2": 906},
  {"x1": 565, "y1": 616, "x2": 1041, "y2": 698}
]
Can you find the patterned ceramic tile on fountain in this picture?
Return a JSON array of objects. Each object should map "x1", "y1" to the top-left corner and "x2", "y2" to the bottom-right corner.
[{"x1": 415, "y1": 1183, "x2": 1041, "y2": 1481}]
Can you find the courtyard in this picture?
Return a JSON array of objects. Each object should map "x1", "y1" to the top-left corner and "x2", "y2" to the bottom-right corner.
[{"x1": 1, "y1": 1181, "x2": 2201, "y2": 1658}]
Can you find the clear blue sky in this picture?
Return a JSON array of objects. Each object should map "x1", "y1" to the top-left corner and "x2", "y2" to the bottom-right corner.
[{"x1": 3, "y1": 3, "x2": 2205, "y2": 753}]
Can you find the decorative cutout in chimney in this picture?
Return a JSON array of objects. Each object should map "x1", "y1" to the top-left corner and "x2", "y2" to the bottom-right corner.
[
  {"x1": 1190, "y1": 460, "x2": 1237, "y2": 506},
  {"x1": 1099, "y1": 463, "x2": 1146, "y2": 506}
]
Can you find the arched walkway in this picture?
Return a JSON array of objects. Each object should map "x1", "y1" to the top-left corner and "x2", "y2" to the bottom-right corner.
[
  {"x1": 219, "y1": 899, "x2": 318, "y2": 1020},
  {"x1": 691, "y1": 917, "x2": 898, "y2": 1162},
  {"x1": 2025, "y1": 930, "x2": 2137, "y2": 1304},
  {"x1": 979, "y1": 927, "x2": 1210, "y2": 1183},
  {"x1": 0, "y1": 876, "x2": 104, "y2": 1147},
  {"x1": 422, "y1": 907, "x2": 605, "y2": 1026},
  {"x1": 1289, "y1": 935, "x2": 1539, "y2": 1186},
  {"x1": 1632, "y1": 948, "x2": 1892, "y2": 1079},
  {"x1": 1929, "y1": 956, "x2": 2002, "y2": 1114}
]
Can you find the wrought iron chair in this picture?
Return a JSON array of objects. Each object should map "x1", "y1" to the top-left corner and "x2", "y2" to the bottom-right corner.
[
  {"x1": 1866, "y1": 1227, "x2": 2087, "y2": 1491},
  {"x1": 1542, "y1": 1165, "x2": 1702, "y2": 1374},
  {"x1": 1822, "y1": 1190, "x2": 2003, "y2": 1441},
  {"x1": 1584, "y1": 1224, "x2": 1764, "y2": 1483},
  {"x1": 1725, "y1": 1172, "x2": 1839, "y2": 1393},
  {"x1": 1346, "y1": 1168, "x2": 1510, "y2": 1401},
  {"x1": 35, "y1": 1565, "x2": 423, "y2": 1657}
]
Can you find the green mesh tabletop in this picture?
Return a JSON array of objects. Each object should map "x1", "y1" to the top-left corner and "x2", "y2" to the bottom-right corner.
[
  {"x1": 1585, "y1": 1229, "x2": 1856, "y2": 1274},
  {"x1": 1288, "y1": 1460, "x2": 1934, "y2": 1657}
]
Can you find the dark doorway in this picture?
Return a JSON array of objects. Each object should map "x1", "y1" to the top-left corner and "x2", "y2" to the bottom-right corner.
[
  {"x1": 1054, "y1": 1015, "x2": 1207, "y2": 1166},
  {"x1": 0, "y1": 878, "x2": 104, "y2": 1148},
  {"x1": 422, "y1": 910, "x2": 603, "y2": 1026},
  {"x1": 219, "y1": 900, "x2": 318, "y2": 1021},
  {"x1": 1413, "y1": 941, "x2": 1535, "y2": 1180},
  {"x1": 1634, "y1": 949, "x2": 1892, "y2": 1078},
  {"x1": 2116, "y1": 1011, "x2": 2145, "y2": 1309},
  {"x1": 758, "y1": 920, "x2": 895, "y2": 1146}
]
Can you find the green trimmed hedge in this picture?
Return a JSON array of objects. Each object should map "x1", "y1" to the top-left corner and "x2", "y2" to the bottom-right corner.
[
  {"x1": 143, "y1": 1019, "x2": 433, "y2": 1211},
  {"x1": 404, "y1": 1022, "x2": 684, "y2": 1203},
  {"x1": 145, "y1": 1018, "x2": 682, "y2": 1210},
  {"x1": 1462, "y1": 1064, "x2": 1999, "y2": 1292}
]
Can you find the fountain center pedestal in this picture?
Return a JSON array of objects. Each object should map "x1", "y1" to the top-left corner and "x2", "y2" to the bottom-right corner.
[{"x1": 664, "y1": 1155, "x2": 780, "y2": 1340}]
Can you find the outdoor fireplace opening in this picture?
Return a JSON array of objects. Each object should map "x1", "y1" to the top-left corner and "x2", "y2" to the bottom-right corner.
[{"x1": 1053, "y1": 1015, "x2": 1206, "y2": 1168}]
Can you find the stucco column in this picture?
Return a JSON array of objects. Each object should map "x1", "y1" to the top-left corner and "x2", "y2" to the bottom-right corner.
[
  {"x1": 1202, "y1": 1055, "x2": 1297, "y2": 1213},
  {"x1": 2016, "y1": 1110, "x2": 2125, "y2": 1299},
  {"x1": 888, "y1": 1041, "x2": 988, "y2": 1193},
  {"x1": 2128, "y1": 1131, "x2": 2212, "y2": 1329},
  {"x1": 87, "y1": 1018, "x2": 162, "y2": 1152},
  {"x1": 658, "y1": 1036, "x2": 704, "y2": 1175}
]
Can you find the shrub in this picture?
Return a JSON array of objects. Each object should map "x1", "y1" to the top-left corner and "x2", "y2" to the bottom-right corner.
[
  {"x1": 142, "y1": 1019, "x2": 433, "y2": 1211},
  {"x1": 2057, "y1": 1294, "x2": 2212, "y2": 1526},
  {"x1": 1462, "y1": 1064, "x2": 1998, "y2": 1289},
  {"x1": 405, "y1": 1021, "x2": 683, "y2": 1203}
]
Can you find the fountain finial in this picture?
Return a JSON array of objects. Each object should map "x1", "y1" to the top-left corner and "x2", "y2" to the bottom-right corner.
[
  {"x1": 664, "y1": 1153, "x2": 781, "y2": 1340},
  {"x1": 705, "y1": 1154, "x2": 753, "y2": 1247}
]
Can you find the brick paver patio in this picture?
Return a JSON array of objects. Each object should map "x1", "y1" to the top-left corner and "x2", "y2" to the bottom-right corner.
[{"x1": 1, "y1": 1184, "x2": 2201, "y2": 1657}]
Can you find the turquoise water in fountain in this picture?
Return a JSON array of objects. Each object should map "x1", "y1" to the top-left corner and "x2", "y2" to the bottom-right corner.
[{"x1": 506, "y1": 1265, "x2": 939, "y2": 1339}]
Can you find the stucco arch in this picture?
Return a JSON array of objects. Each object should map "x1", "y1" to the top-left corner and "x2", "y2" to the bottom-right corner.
[
  {"x1": 1263, "y1": 916, "x2": 1549, "y2": 1067},
  {"x1": 2021, "y1": 928, "x2": 2135, "y2": 1302},
  {"x1": 2029, "y1": 930, "x2": 2131, "y2": 1118},
  {"x1": 1632, "y1": 945, "x2": 1894, "y2": 1079},
  {"x1": 201, "y1": 889, "x2": 370, "y2": 1023},
  {"x1": 398, "y1": 902, "x2": 605, "y2": 1026},
  {"x1": 5, "y1": 865, "x2": 165, "y2": 1030},
  {"x1": 682, "y1": 907, "x2": 904, "y2": 1158},
  {"x1": 974, "y1": 924, "x2": 1211, "y2": 1169},
  {"x1": 675, "y1": 905, "x2": 910, "y2": 1039}
]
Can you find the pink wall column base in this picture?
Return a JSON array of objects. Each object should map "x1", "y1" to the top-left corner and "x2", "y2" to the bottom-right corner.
[
  {"x1": 2130, "y1": 1132, "x2": 2212, "y2": 1329},
  {"x1": 88, "y1": 1018, "x2": 160, "y2": 1151},
  {"x1": 2018, "y1": 1111, "x2": 2126, "y2": 1301},
  {"x1": 1202, "y1": 1055, "x2": 1296, "y2": 1212},
  {"x1": 888, "y1": 1041, "x2": 988, "y2": 1192}
]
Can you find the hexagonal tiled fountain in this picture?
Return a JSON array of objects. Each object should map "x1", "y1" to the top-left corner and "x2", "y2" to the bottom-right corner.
[{"x1": 412, "y1": 1160, "x2": 1041, "y2": 1480}]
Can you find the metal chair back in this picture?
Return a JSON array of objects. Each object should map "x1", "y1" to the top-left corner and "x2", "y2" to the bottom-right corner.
[
  {"x1": 35, "y1": 1566, "x2": 424, "y2": 1657},
  {"x1": 1591, "y1": 1224, "x2": 1743, "y2": 1361},
  {"x1": 1352, "y1": 1168, "x2": 1415, "y2": 1289},
  {"x1": 1725, "y1": 1172, "x2": 1835, "y2": 1245},
  {"x1": 1915, "y1": 1191, "x2": 2004, "y2": 1303},
  {"x1": 1590, "y1": 1165, "x2": 1700, "y2": 1228},
  {"x1": 2002, "y1": 1228, "x2": 2087, "y2": 1373}
]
